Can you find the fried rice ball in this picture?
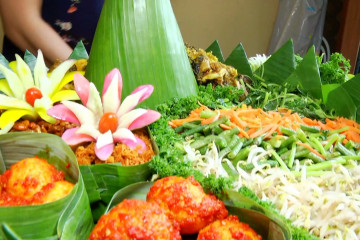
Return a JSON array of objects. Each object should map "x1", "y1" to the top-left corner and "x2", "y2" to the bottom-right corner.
[
  {"x1": 197, "y1": 215, "x2": 262, "y2": 240},
  {"x1": 89, "y1": 199, "x2": 181, "y2": 240},
  {"x1": 3, "y1": 157, "x2": 65, "y2": 199},
  {"x1": 146, "y1": 176, "x2": 228, "y2": 235},
  {"x1": 33, "y1": 181, "x2": 74, "y2": 204}
]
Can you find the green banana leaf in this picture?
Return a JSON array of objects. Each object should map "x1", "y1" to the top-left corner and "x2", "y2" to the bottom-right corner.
[
  {"x1": 207, "y1": 38, "x2": 360, "y2": 122},
  {"x1": 206, "y1": 40, "x2": 225, "y2": 63},
  {"x1": 322, "y1": 84, "x2": 341, "y2": 104},
  {"x1": 24, "y1": 50, "x2": 37, "y2": 74},
  {"x1": 79, "y1": 128, "x2": 157, "y2": 221},
  {"x1": 0, "y1": 132, "x2": 93, "y2": 240},
  {"x1": 341, "y1": 74, "x2": 360, "y2": 107},
  {"x1": 105, "y1": 181, "x2": 291, "y2": 240},
  {"x1": 225, "y1": 43, "x2": 253, "y2": 79},
  {"x1": 86, "y1": 0, "x2": 198, "y2": 109},
  {"x1": 0, "y1": 54, "x2": 10, "y2": 79},
  {"x1": 69, "y1": 42, "x2": 89, "y2": 60},
  {"x1": 286, "y1": 46, "x2": 322, "y2": 99},
  {"x1": 323, "y1": 67, "x2": 360, "y2": 121},
  {"x1": 257, "y1": 39, "x2": 295, "y2": 85},
  {"x1": 326, "y1": 85, "x2": 357, "y2": 120}
]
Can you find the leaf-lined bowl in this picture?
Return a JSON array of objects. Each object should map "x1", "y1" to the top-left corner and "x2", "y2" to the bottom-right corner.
[
  {"x1": 0, "y1": 132, "x2": 93, "y2": 240},
  {"x1": 79, "y1": 127, "x2": 157, "y2": 221},
  {"x1": 104, "y1": 181, "x2": 291, "y2": 240}
]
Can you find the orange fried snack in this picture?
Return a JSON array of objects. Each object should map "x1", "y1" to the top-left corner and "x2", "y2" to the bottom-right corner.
[
  {"x1": 0, "y1": 157, "x2": 73, "y2": 206},
  {"x1": 146, "y1": 176, "x2": 228, "y2": 235},
  {"x1": 197, "y1": 215, "x2": 262, "y2": 240},
  {"x1": 89, "y1": 199, "x2": 181, "y2": 240},
  {"x1": 33, "y1": 181, "x2": 74, "y2": 204},
  {"x1": 3, "y1": 157, "x2": 65, "y2": 199}
]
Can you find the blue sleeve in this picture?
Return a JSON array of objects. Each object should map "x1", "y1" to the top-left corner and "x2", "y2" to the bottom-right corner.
[{"x1": 41, "y1": 0, "x2": 104, "y2": 53}]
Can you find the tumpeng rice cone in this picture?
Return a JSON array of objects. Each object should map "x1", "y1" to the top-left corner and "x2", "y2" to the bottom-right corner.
[{"x1": 85, "y1": 0, "x2": 198, "y2": 109}]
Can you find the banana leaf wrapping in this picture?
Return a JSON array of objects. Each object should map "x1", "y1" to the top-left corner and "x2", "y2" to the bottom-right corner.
[
  {"x1": 0, "y1": 132, "x2": 93, "y2": 240},
  {"x1": 105, "y1": 182, "x2": 291, "y2": 240},
  {"x1": 79, "y1": 128, "x2": 158, "y2": 221},
  {"x1": 86, "y1": 0, "x2": 198, "y2": 108}
]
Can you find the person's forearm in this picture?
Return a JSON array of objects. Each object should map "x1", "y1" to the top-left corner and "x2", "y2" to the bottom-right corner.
[
  {"x1": 0, "y1": 0, "x2": 73, "y2": 65},
  {"x1": 21, "y1": 19, "x2": 73, "y2": 64}
]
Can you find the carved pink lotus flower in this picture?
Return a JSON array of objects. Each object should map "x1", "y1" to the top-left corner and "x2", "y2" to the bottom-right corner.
[{"x1": 47, "y1": 68, "x2": 161, "y2": 161}]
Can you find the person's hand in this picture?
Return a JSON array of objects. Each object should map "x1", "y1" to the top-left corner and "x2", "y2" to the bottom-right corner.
[{"x1": 0, "y1": 0, "x2": 73, "y2": 65}]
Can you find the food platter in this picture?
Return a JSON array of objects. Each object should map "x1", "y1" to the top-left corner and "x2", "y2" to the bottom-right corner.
[{"x1": 0, "y1": 0, "x2": 360, "y2": 239}]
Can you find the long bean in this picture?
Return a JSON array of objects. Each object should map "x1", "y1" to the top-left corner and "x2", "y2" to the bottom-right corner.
[
  {"x1": 309, "y1": 136, "x2": 326, "y2": 157},
  {"x1": 328, "y1": 126, "x2": 349, "y2": 135},
  {"x1": 232, "y1": 147, "x2": 251, "y2": 164},
  {"x1": 219, "y1": 127, "x2": 240, "y2": 139},
  {"x1": 219, "y1": 135, "x2": 240, "y2": 159},
  {"x1": 190, "y1": 135, "x2": 227, "y2": 149},
  {"x1": 280, "y1": 135, "x2": 297, "y2": 148},
  {"x1": 287, "y1": 142, "x2": 296, "y2": 168},
  {"x1": 323, "y1": 133, "x2": 339, "y2": 150},
  {"x1": 325, "y1": 151, "x2": 341, "y2": 160},
  {"x1": 271, "y1": 150, "x2": 289, "y2": 171},
  {"x1": 174, "y1": 125, "x2": 184, "y2": 133},
  {"x1": 215, "y1": 136, "x2": 228, "y2": 149},
  {"x1": 182, "y1": 122, "x2": 200, "y2": 129},
  {"x1": 300, "y1": 124, "x2": 320, "y2": 133},
  {"x1": 296, "y1": 128, "x2": 309, "y2": 143},
  {"x1": 306, "y1": 152, "x2": 325, "y2": 163},
  {"x1": 238, "y1": 160, "x2": 278, "y2": 171},
  {"x1": 228, "y1": 139, "x2": 245, "y2": 159},
  {"x1": 200, "y1": 110, "x2": 217, "y2": 119},
  {"x1": 181, "y1": 125, "x2": 206, "y2": 137},
  {"x1": 306, "y1": 158, "x2": 346, "y2": 171},
  {"x1": 279, "y1": 126, "x2": 296, "y2": 136},
  {"x1": 335, "y1": 142, "x2": 356, "y2": 156},
  {"x1": 343, "y1": 155, "x2": 360, "y2": 161},
  {"x1": 268, "y1": 135, "x2": 286, "y2": 148},
  {"x1": 291, "y1": 170, "x2": 331, "y2": 177}
]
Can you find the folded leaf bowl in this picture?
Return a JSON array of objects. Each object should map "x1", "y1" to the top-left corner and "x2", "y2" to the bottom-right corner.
[
  {"x1": 104, "y1": 181, "x2": 291, "y2": 240},
  {"x1": 79, "y1": 128, "x2": 158, "y2": 221},
  {"x1": 0, "y1": 132, "x2": 93, "y2": 240}
]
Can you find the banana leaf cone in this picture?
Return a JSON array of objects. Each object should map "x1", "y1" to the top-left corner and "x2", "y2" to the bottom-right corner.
[
  {"x1": 79, "y1": 128, "x2": 158, "y2": 222},
  {"x1": 104, "y1": 182, "x2": 292, "y2": 240},
  {"x1": 85, "y1": 0, "x2": 198, "y2": 108},
  {"x1": 0, "y1": 132, "x2": 93, "y2": 240}
]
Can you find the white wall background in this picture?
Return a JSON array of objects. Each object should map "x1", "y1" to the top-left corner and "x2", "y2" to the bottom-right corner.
[{"x1": 171, "y1": 0, "x2": 280, "y2": 58}]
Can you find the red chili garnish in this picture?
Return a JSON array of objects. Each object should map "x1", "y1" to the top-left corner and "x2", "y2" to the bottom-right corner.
[
  {"x1": 98, "y1": 112, "x2": 118, "y2": 133},
  {"x1": 65, "y1": 163, "x2": 71, "y2": 168},
  {"x1": 25, "y1": 87, "x2": 43, "y2": 106}
]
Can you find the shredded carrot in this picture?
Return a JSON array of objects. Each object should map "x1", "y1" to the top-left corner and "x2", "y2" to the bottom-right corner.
[
  {"x1": 219, "y1": 123, "x2": 232, "y2": 130},
  {"x1": 246, "y1": 128, "x2": 257, "y2": 136},
  {"x1": 238, "y1": 127, "x2": 250, "y2": 139},
  {"x1": 277, "y1": 107, "x2": 289, "y2": 113},
  {"x1": 264, "y1": 124, "x2": 279, "y2": 139},
  {"x1": 168, "y1": 121, "x2": 177, "y2": 128},
  {"x1": 169, "y1": 104, "x2": 360, "y2": 144},
  {"x1": 230, "y1": 111, "x2": 247, "y2": 128},
  {"x1": 296, "y1": 141, "x2": 325, "y2": 160},
  {"x1": 201, "y1": 110, "x2": 220, "y2": 125},
  {"x1": 249, "y1": 124, "x2": 275, "y2": 139},
  {"x1": 169, "y1": 118, "x2": 201, "y2": 128}
]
